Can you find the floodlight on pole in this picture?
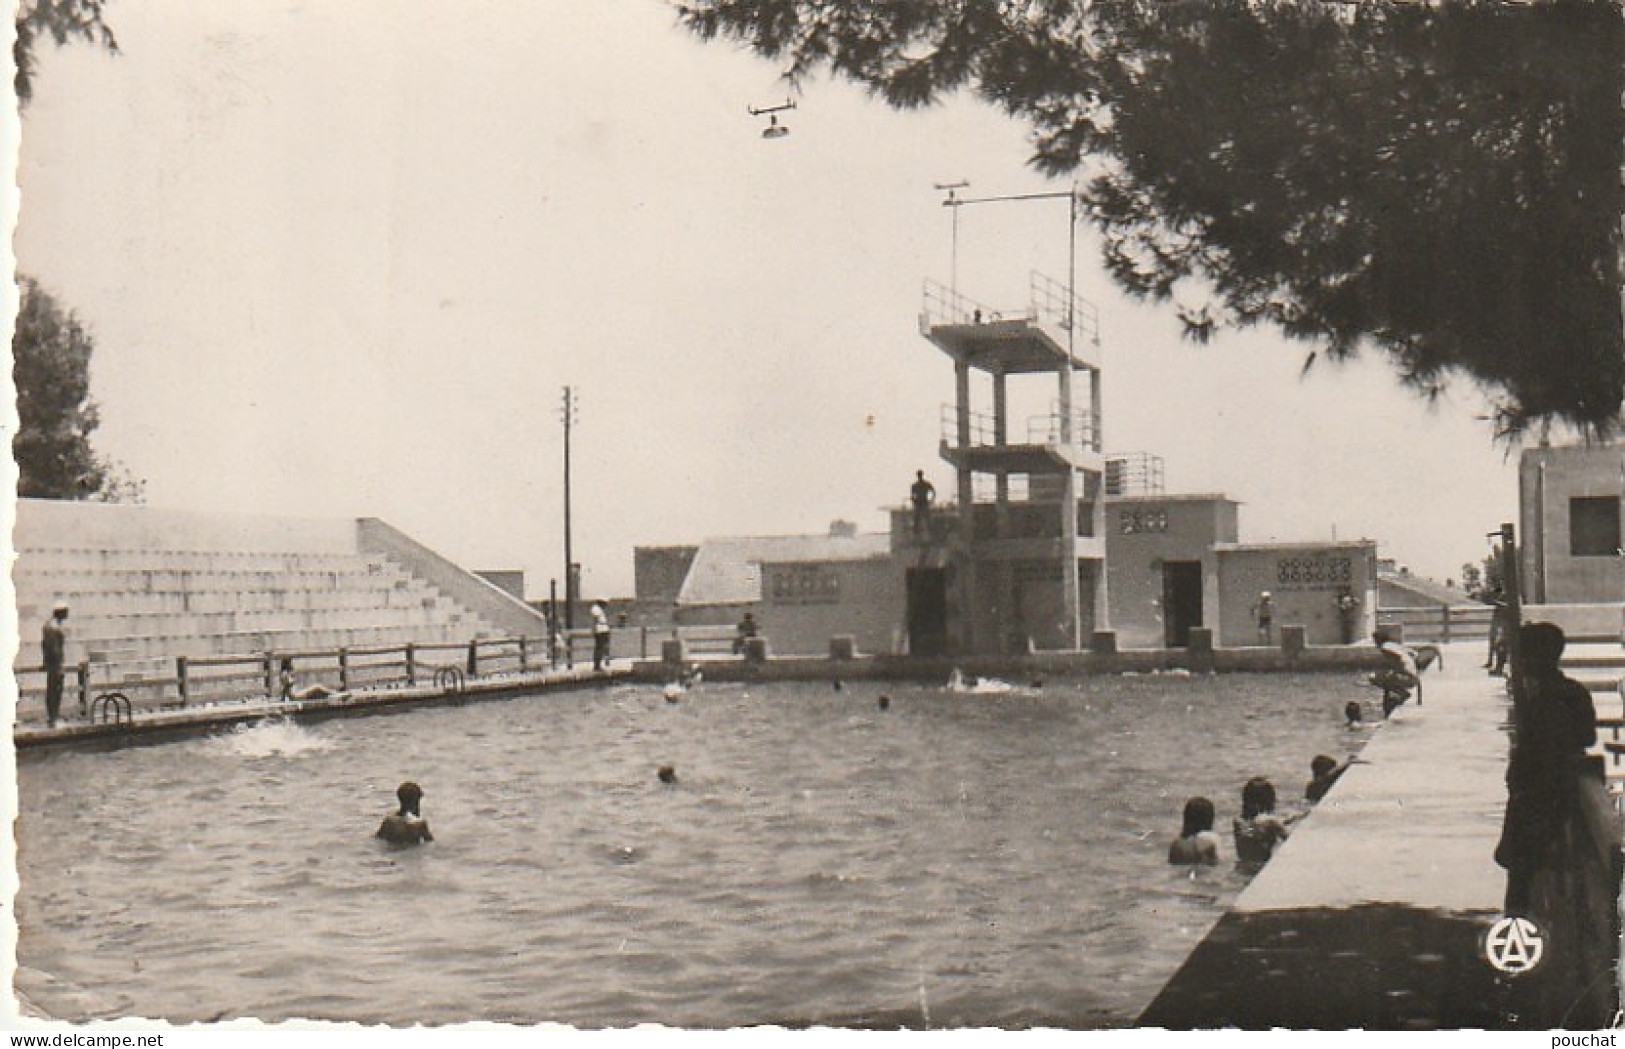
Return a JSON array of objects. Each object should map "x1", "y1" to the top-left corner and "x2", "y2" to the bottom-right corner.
[{"x1": 749, "y1": 98, "x2": 796, "y2": 139}]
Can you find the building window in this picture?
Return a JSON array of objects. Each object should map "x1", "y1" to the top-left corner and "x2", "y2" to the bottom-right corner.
[
  {"x1": 769, "y1": 566, "x2": 841, "y2": 604},
  {"x1": 1570, "y1": 497, "x2": 1621, "y2": 557}
]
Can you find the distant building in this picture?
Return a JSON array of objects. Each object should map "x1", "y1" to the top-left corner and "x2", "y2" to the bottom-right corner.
[
  {"x1": 1104, "y1": 493, "x2": 1239, "y2": 649},
  {"x1": 1214, "y1": 542, "x2": 1378, "y2": 646},
  {"x1": 653, "y1": 526, "x2": 903, "y2": 656},
  {"x1": 632, "y1": 545, "x2": 698, "y2": 626},
  {"x1": 1518, "y1": 440, "x2": 1625, "y2": 605},
  {"x1": 1376, "y1": 561, "x2": 1474, "y2": 610}
]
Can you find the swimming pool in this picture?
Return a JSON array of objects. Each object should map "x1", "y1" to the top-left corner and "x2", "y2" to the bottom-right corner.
[{"x1": 15, "y1": 672, "x2": 1373, "y2": 1027}]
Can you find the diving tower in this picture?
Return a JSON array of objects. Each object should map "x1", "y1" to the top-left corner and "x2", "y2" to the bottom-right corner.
[{"x1": 911, "y1": 273, "x2": 1109, "y2": 655}]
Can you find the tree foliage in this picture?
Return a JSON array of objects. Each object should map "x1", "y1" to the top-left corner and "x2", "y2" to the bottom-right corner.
[
  {"x1": 14, "y1": 2, "x2": 137, "y2": 501},
  {"x1": 13, "y1": 277, "x2": 140, "y2": 502},
  {"x1": 14, "y1": 0, "x2": 118, "y2": 105},
  {"x1": 676, "y1": 0, "x2": 1624, "y2": 437}
]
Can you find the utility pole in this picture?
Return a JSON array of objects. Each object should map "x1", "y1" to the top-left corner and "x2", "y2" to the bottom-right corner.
[
  {"x1": 561, "y1": 386, "x2": 579, "y2": 631},
  {"x1": 934, "y1": 180, "x2": 969, "y2": 297}
]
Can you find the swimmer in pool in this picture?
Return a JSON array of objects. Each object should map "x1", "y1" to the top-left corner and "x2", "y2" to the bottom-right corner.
[
  {"x1": 376, "y1": 781, "x2": 433, "y2": 845},
  {"x1": 1232, "y1": 777, "x2": 1290, "y2": 868},
  {"x1": 877, "y1": 694, "x2": 890, "y2": 711},
  {"x1": 1344, "y1": 700, "x2": 1363, "y2": 727},
  {"x1": 1305, "y1": 754, "x2": 1348, "y2": 803},
  {"x1": 1168, "y1": 796, "x2": 1221, "y2": 866},
  {"x1": 657, "y1": 764, "x2": 678, "y2": 784}
]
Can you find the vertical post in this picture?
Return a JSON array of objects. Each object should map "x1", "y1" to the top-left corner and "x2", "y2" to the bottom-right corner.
[
  {"x1": 562, "y1": 386, "x2": 577, "y2": 632},
  {"x1": 1500, "y1": 523, "x2": 1522, "y2": 691},
  {"x1": 338, "y1": 648, "x2": 350, "y2": 691},
  {"x1": 1058, "y1": 190, "x2": 1083, "y2": 651},
  {"x1": 641, "y1": 625, "x2": 648, "y2": 660},
  {"x1": 176, "y1": 656, "x2": 189, "y2": 707},
  {"x1": 1442, "y1": 605, "x2": 1453, "y2": 643},
  {"x1": 264, "y1": 653, "x2": 276, "y2": 699},
  {"x1": 405, "y1": 642, "x2": 417, "y2": 686},
  {"x1": 467, "y1": 640, "x2": 479, "y2": 677},
  {"x1": 76, "y1": 661, "x2": 89, "y2": 717},
  {"x1": 518, "y1": 636, "x2": 528, "y2": 672},
  {"x1": 955, "y1": 359, "x2": 977, "y2": 653}
]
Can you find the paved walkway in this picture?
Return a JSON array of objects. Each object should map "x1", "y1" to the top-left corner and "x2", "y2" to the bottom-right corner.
[{"x1": 1140, "y1": 644, "x2": 1618, "y2": 1029}]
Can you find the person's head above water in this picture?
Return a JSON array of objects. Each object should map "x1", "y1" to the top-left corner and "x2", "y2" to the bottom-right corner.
[
  {"x1": 1344, "y1": 700, "x2": 1362, "y2": 724},
  {"x1": 396, "y1": 781, "x2": 424, "y2": 817},
  {"x1": 1180, "y1": 796, "x2": 1216, "y2": 837},
  {"x1": 1241, "y1": 777, "x2": 1277, "y2": 819},
  {"x1": 1310, "y1": 755, "x2": 1338, "y2": 779},
  {"x1": 1518, "y1": 621, "x2": 1566, "y2": 674}
]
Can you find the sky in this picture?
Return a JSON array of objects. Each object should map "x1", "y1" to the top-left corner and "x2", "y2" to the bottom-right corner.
[{"x1": 11, "y1": 0, "x2": 1528, "y2": 600}]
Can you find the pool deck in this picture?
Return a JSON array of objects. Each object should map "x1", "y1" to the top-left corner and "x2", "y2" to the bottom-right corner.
[
  {"x1": 1138, "y1": 643, "x2": 1619, "y2": 1030},
  {"x1": 12, "y1": 663, "x2": 633, "y2": 749}
]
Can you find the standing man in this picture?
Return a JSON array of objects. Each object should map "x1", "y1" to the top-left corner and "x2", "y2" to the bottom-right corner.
[
  {"x1": 591, "y1": 601, "x2": 611, "y2": 671},
  {"x1": 42, "y1": 603, "x2": 68, "y2": 728},
  {"x1": 1253, "y1": 591, "x2": 1275, "y2": 645},
  {"x1": 910, "y1": 469, "x2": 937, "y2": 538}
]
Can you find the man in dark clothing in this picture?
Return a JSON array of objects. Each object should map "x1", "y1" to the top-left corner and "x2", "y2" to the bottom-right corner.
[
  {"x1": 1494, "y1": 622, "x2": 1597, "y2": 914},
  {"x1": 41, "y1": 604, "x2": 68, "y2": 728},
  {"x1": 910, "y1": 470, "x2": 936, "y2": 537}
]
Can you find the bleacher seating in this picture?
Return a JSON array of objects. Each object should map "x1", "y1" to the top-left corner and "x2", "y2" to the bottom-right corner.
[{"x1": 12, "y1": 500, "x2": 513, "y2": 696}]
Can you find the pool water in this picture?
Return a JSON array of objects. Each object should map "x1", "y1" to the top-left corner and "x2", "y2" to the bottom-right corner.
[{"x1": 15, "y1": 672, "x2": 1374, "y2": 1027}]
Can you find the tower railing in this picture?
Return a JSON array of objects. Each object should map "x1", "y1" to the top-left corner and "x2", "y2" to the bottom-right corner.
[
  {"x1": 1029, "y1": 271, "x2": 1101, "y2": 346},
  {"x1": 921, "y1": 274, "x2": 1101, "y2": 349},
  {"x1": 1027, "y1": 406, "x2": 1099, "y2": 451},
  {"x1": 1104, "y1": 452, "x2": 1167, "y2": 496},
  {"x1": 940, "y1": 403, "x2": 1100, "y2": 453},
  {"x1": 940, "y1": 404, "x2": 999, "y2": 446}
]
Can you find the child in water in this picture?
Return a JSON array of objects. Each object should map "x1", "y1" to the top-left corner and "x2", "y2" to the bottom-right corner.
[
  {"x1": 377, "y1": 781, "x2": 433, "y2": 845},
  {"x1": 1232, "y1": 777, "x2": 1290, "y2": 867},
  {"x1": 1168, "y1": 796, "x2": 1221, "y2": 866},
  {"x1": 1304, "y1": 755, "x2": 1348, "y2": 803}
]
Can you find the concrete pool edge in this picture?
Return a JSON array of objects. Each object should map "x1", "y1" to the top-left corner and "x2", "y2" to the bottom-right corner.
[
  {"x1": 1136, "y1": 642, "x2": 1622, "y2": 1030},
  {"x1": 12, "y1": 665, "x2": 632, "y2": 749},
  {"x1": 16, "y1": 646, "x2": 1388, "y2": 749}
]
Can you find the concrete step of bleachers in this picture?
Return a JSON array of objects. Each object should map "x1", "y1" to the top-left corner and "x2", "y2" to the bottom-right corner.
[
  {"x1": 15, "y1": 605, "x2": 478, "y2": 648},
  {"x1": 15, "y1": 584, "x2": 457, "y2": 619},
  {"x1": 12, "y1": 500, "x2": 540, "y2": 690},
  {"x1": 16, "y1": 567, "x2": 403, "y2": 597},
  {"x1": 17, "y1": 547, "x2": 380, "y2": 574},
  {"x1": 24, "y1": 582, "x2": 457, "y2": 616}
]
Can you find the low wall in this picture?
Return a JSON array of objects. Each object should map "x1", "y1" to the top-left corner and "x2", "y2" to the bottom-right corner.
[
  {"x1": 356, "y1": 517, "x2": 551, "y2": 638},
  {"x1": 630, "y1": 642, "x2": 1387, "y2": 684},
  {"x1": 1522, "y1": 602, "x2": 1624, "y2": 639}
]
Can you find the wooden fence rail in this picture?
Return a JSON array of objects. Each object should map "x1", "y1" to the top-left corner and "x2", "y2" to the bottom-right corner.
[
  {"x1": 1375, "y1": 604, "x2": 1495, "y2": 644},
  {"x1": 12, "y1": 630, "x2": 640, "y2": 724}
]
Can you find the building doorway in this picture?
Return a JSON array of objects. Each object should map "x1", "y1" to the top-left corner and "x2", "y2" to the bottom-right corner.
[
  {"x1": 906, "y1": 567, "x2": 949, "y2": 658},
  {"x1": 1162, "y1": 561, "x2": 1204, "y2": 648}
]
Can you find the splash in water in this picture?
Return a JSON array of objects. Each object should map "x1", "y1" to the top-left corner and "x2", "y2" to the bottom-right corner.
[{"x1": 216, "y1": 718, "x2": 330, "y2": 758}]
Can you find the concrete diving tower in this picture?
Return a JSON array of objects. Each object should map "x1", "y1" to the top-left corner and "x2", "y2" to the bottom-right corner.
[{"x1": 918, "y1": 273, "x2": 1109, "y2": 654}]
